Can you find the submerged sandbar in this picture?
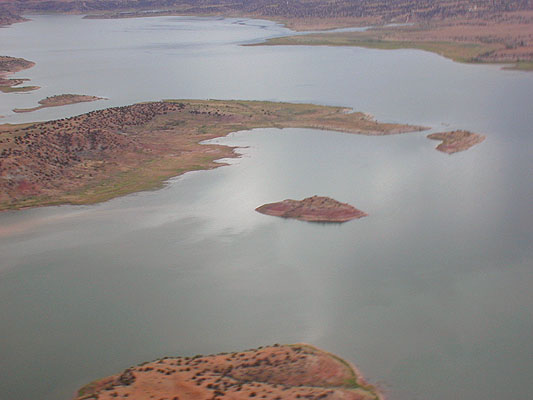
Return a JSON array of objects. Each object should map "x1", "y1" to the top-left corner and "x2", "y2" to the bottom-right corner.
[{"x1": 74, "y1": 344, "x2": 382, "y2": 400}]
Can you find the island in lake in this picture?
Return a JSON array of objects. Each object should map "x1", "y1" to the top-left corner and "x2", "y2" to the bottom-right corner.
[
  {"x1": 427, "y1": 130, "x2": 486, "y2": 154},
  {"x1": 0, "y1": 99, "x2": 425, "y2": 211},
  {"x1": 13, "y1": 94, "x2": 106, "y2": 113},
  {"x1": 0, "y1": 55, "x2": 39, "y2": 93},
  {"x1": 256, "y1": 196, "x2": 367, "y2": 222},
  {"x1": 74, "y1": 344, "x2": 382, "y2": 400}
]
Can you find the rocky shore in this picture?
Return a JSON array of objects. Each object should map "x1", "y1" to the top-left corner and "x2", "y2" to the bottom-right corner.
[
  {"x1": 256, "y1": 196, "x2": 367, "y2": 222},
  {"x1": 74, "y1": 344, "x2": 382, "y2": 400}
]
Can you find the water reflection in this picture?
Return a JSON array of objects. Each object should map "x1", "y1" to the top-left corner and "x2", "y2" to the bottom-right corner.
[{"x1": 0, "y1": 15, "x2": 532, "y2": 400}]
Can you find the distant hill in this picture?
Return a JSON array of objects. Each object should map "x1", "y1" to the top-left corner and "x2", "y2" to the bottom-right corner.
[{"x1": 1, "y1": 0, "x2": 531, "y2": 25}]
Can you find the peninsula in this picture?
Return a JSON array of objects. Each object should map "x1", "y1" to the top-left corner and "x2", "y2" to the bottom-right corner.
[
  {"x1": 13, "y1": 94, "x2": 106, "y2": 113},
  {"x1": 0, "y1": 56, "x2": 39, "y2": 93},
  {"x1": 427, "y1": 130, "x2": 486, "y2": 154},
  {"x1": 0, "y1": 99, "x2": 425, "y2": 211},
  {"x1": 256, "y1": 196, "x2": 367, "y2": 222},
  {"x1": 255, "y1": 13, "x2": 533, "y2": 71},
  {"x1": 74, "y1": 344, "x2": 382, "y2": 400},
  {"x1": 1, "y1": 1, "x2": 531, "y2": 69}
]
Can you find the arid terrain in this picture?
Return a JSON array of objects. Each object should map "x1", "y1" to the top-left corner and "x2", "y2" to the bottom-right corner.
[
  {"x1": 1, "y1": 1, "x2": 531, "y2": 68},
  {"x1": 73, "y1": 344, "x2": 382, "y2": 400},
  {"x1": 256, "y1": 196, "x2": 367, "y2": 222},
  {"x1": 0, "y1": 99, "x2": 424, "y2": 211},
  {"x1": 13, "y1": 94, "x2": 105, "y2": 113},
  {"x1": 0, "y1": 55, "x2": 39, "y2": 93},
  {"x1": 0, "y1": 8, "x2": 25, "y2": 25},
  {"x1": 427, "y1": 130, "x2": 486, "y2": 154},
  {"x1": 258, "y1": 10, "x2": 533, "y2": 70}
]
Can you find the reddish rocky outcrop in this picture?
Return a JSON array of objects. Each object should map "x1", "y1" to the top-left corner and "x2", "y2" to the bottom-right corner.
[
  {"x1": 73, "y1": 344, "x2": 381, "y2": 400},
  {"x1": 256, "y1": 196, "x2": 367, "y2": 222}
]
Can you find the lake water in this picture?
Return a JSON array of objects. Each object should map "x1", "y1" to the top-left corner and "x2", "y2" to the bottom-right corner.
[{"x1": 1, "y1": 15, "x2": 532, "y2": 400}]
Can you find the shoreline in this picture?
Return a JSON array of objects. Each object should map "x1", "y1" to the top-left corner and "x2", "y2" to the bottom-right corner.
[
  {"x1": 251, "y1": 18, "x2": 533, "y2": 71},
  {"x1": 13, "y1": 94, "x2": 106, "y2": 113},
  {"x1": 4, "y1": 9, "x2": 531, "y2": 70},
  {"x1": 73, "y1": 344, "x2": 383, "y2": 400},
  {"x1": 0, "y1": 99, "x2": 427, "y2": 211},
  {"x1": 0, "y1": 55, "x2": 40, "y2": 92},
  {"x1": 81, "y1": 11, "x2": 533, "y2": 71}
]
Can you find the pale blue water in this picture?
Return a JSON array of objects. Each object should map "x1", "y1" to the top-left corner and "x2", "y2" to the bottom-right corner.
[{"x1": 0, "y1": 15, "x2": 532, "y2": 400}]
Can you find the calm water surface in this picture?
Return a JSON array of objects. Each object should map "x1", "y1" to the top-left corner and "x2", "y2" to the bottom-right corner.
[{"x1": 1, "y1": 15, "x2": 532, "y2": 400}]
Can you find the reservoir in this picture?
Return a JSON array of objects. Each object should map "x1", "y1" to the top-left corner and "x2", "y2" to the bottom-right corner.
[{"x1": 1, "y1": 15, "x2": 532, "y2": 400}]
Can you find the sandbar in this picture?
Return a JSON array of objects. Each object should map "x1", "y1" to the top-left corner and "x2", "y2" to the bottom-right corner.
[
  {"x1": 256, "y1": 196, "x2": 367, "y2": 222},
  {"x1": 13, "y1": 94, "x2": 105, "y2": 113},
  {"x1": 73, "y1": 344, "x2": 382, "y2": 400}
]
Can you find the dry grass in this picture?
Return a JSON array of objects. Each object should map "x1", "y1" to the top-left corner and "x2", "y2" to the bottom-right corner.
[
  {"x1": 255, "y1": 12, "x2": 533, "y2": 70},
  {"x1": 74, "y1": 344, "x2": 382, "y2": 400}
]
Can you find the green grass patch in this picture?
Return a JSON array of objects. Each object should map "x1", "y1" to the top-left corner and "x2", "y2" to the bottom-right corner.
[
  {"x1": 504, "y1": 61, "x2": 533, "y2": 71},
  {"x1": 257, "y1": 33, "x2": 501, "y2": 65}
]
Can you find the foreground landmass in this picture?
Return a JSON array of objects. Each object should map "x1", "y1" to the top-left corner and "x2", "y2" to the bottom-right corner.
[
  {"x1": 74, "y1": 344, "x2": 382, "y2": 400},
  {"x1": 427, "y1": 130, "x2": 486, "y2": 154},
  {"x1": 13, "y1": 94, "x2": 105, "y2": 113},
  {"x1": 0, "y1": 99, "x2": 425, "y2": 211},
  {"x1": 0, "y1": 56, "x2": 39, "y2": 93},
  {"x1": 256, "y1": 196, "x2": 367, "y2": 222}
]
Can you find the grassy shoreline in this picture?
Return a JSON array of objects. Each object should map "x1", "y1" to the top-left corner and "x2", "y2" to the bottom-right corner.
[
  {"x1": 0, "y1": 99, "x2": 426, "y2": 211},
  {"x1": 253, "y1": 32, "x2": 531, "y2": 70}
]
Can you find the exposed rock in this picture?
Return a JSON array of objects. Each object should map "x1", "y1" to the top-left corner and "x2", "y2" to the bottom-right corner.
[{"x1": 256, "y1": 195, "x2": 367, "y2": 222}]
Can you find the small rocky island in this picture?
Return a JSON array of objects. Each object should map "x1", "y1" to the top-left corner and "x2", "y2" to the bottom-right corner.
[
  {"x1": 256, "y1": 196, "x2": 367, "y2": 222},
  {"x1": 74, "y1": 344, "x2": 382, "y2": 400},
  {"x1": 427, "y1": 130, "x2": 486, "y2": 154},
  {"x1": 13, "y1": 94, "x2": 105, "y2": 113}
]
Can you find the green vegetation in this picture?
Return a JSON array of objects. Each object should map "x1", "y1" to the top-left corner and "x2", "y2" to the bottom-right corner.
[
  {"x1": 255, "y1": 32, "x2": 502, "y2": 65},
  {"x1": 504, "y1": 61, "x2": 533, "y2": 71},
  {"x1": 290, "y1": 344, "x2": 382, "y2": 400}
]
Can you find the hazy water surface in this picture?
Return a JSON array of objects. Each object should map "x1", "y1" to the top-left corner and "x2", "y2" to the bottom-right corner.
[{"x1": 1, "y1": 15, "x2": 532, "y2": 400}]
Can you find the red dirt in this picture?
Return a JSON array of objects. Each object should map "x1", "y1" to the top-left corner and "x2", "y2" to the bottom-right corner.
[
  {"x1": 73, "y1": 344, "x2": 381, "y2": 400},
  {"x1": 256, "y1": 196, "x2": 367, "y2": 222}
]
